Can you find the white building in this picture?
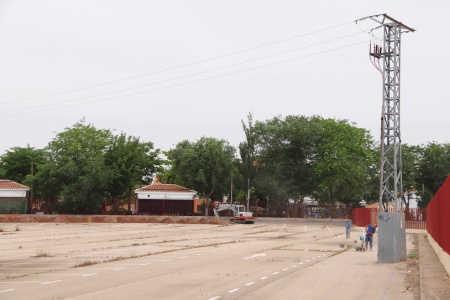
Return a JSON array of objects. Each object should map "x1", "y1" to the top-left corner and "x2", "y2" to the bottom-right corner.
[{"x1": 0, "y1": 179, "x2": 30, "y2": 214}]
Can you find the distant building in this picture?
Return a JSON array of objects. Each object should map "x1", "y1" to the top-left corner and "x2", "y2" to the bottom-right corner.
[
  {"x1": 365, "y1": 190, "x2": 420, "y2": 210},
  {"x1": 289, "y1": 197, "x2": 347, "y2": 218},
  {"x1": 135, "y1": 181, "x2": 197, "y2": 216},
  {"x1": 404, "y1": 191, "x2": 419, "y2": 209},
  {"x1": 0, "y1": 180, "x2": 30, "y2": 214},
  {"x1": 366, "y1": 201, "x2": 395, "y2": 210}
]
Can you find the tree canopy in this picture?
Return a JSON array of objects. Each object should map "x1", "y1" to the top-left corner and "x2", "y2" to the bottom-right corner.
[
  {"x1": 313, "y1": 118, "x2": 375, "y2": 213},
  {"x1": 1, "y1": 115, "x2": 449, "y2": 215},
  {"x1": 250, "y1": 115, "x2": 376, "y2": 217},
  {"x1": 0, "y1": 146, "x2": 45, "y2": 184},
  {"x1": 39, "y1": 120, "x2": 113, "y2": 213},
  {"x1": 416, "y1": 142, "x2": 450, "y2": 207},
  {"x1": 104, "y1": 133, "x2": 162, "y2": 210},
  {"x1": 32, "y1": 120, "x2": 161, "y2": 213},
  {"x1": 239, "y1": 113, "x2": 258, "y2": 210},
  {"x1": 164, "y1": 137, "x2": 235, "y2": 202}
]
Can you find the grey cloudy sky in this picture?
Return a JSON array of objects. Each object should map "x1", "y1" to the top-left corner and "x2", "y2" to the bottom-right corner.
[{"x1": 0, "y1": 1, "x2": 448, "y2": 155}]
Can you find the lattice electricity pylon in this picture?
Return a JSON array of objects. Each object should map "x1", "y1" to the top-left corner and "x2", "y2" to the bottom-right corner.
[
  {"x1": 360, "y1": 14, "x2": 415, "y2": 263},
  {"x1": 367, "y1": 14, "x2": 415, "y2": 212}
]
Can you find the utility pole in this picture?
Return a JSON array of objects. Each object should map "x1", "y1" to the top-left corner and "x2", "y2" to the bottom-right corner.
[
  {"x1": 30, "y1": 162, "x2": 34, "y2": 214},
  {"x1": 230, "y1": 173, "x2": 233, "y2": 204},
  {"x1": 362, "y1": 14, "x2": 415, "y2": 263},
  {"x1": 247, "y1": 178, "x2": 250, "y2": 212}
]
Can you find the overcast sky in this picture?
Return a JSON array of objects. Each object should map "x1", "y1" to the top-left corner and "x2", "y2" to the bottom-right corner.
[{"x1": 0, "y1": 1, "x2": 448, "y2": 155}]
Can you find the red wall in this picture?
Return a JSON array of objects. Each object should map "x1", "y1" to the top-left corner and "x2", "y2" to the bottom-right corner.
[
  {"x1": 352, "y1": 208, "x2": 378, "y2": 227},
  {"x1": 427, "y1": 175, "x2": 450, "y2": 255},
  {"x1": 352, "y1": 207, "x2": 426, "y2": 229}
]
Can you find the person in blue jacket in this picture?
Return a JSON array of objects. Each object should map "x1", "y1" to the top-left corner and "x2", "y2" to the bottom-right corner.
[
  {"x1": 365, "y1": 224, "x2": 377, "y2": 251},
  {"x1": 345, "y1": 219, "x2": 351, "y2": 239}
]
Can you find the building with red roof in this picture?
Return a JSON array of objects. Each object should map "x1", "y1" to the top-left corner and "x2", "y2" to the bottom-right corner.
[
  {"x1": 135, "y1": 180, "x2": 197, "y2": 216},
  {"x1": 0, "y1": 179, "x2": 30, "y2": 214}
]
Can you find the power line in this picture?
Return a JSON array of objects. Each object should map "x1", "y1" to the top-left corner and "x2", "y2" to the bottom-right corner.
[
  {"x1": 0, "y1": 20, "x2": 355, "y2": 106},
  {"x1": 0, "y1": 40, "x2": 368, "y2": 118},
  {"x1": 1, "y1": 32, "x2": 367, "y2": 115}
]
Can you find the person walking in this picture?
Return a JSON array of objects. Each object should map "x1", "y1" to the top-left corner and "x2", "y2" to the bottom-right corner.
[
  {"x1": 365, "y1": 224, "x2": 377, "y2": 251},
  {"x1": 345, "y1": 219, "x2": 351, "y2": 239}
]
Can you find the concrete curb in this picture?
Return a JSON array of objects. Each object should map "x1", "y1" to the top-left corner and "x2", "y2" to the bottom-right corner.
[
  {"x1": 418, "y1": 233, "x2": 450, "y2": 299},
  {"x1": 419, "y1": 234, "x2": 426, "y2": 300}
]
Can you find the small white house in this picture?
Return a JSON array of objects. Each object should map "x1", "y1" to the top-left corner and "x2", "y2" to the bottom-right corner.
[
  {"x1": 0, "y1": 179, "x2": 30, "y2": 214},
  {"x1": 135, "y1": 181, "x2": 196, "y2": 216}
]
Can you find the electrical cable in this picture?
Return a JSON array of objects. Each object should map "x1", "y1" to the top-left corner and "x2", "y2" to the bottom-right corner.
[
  {"x1": 0, "y1": 21, "x2": 355, "y2": 106},
  {"x1": 1, "y1": 32, "x2": 367, "y2": 115},
  {"x1": 0, "y1": 40, "x2": 369, "y2": 118},
  {"x1": 356, "y1": 19, "x2": 383, "y2": 74}
]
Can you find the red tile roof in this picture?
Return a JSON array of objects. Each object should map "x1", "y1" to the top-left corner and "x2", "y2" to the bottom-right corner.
[
  {"x1": 136, "y1": 183, "x2": 196, "y2": 193},
  {"x1": 366, "y1": 202, "x2": 395, "y2": 209},
  {"x1": 0, "y1": 180, "x2": 30, "y2": 190}
]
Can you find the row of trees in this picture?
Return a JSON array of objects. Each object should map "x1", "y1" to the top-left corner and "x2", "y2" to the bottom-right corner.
[
  {"x1": 1, "y1": 116, "x2": 449, "y2": 215},
  {"x1": 159, "y1": 115, "x2": 449, "y2": 215},
  {"x1": 0, "y1": 120, "x2": 162, "y2": 213}
]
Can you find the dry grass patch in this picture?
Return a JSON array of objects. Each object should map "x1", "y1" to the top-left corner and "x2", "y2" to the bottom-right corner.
[
  {"x1": 153, "y1": 238, "x2": 189, "y2": 244},
  {"x1": 33, "y1": 249, "x2": 51, "y2": 258},
  {"x1": 73, "y1": 260, "x2": 98, "y2": 268},
  {"x1": 71, "y1": 240, "x2": 238, "y2": 269},
  {"x1": 404, "y1": 234, "x2": 420, "y2": 297}
]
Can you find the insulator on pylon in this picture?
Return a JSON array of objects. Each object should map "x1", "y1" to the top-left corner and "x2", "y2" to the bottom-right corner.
[{"x1": 375, "y1": 45, "x2": 378, "y2": 54}]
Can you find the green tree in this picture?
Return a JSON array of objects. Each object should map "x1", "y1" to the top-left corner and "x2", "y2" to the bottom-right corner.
[
  {"x1": 165, "y1": 137, "x2": 235, "y2": 214},
  {"x1": 104, "y1": 133, "x2": 162, "y2": 211},
  {"x1": 251, "y1": 115, "x2": 322, "y2": 216},
  {"x1": 238, "y1": 115, "x2": 377, "y2": 217},
  {"x1": 59, "y1": 156, "x2": 112, "y2": 213},
  {"x1": 417, "y1": 188, "x2": 434, "y2": 209},
  {"x1": 38, "y1": 120, "x2": 113, "y2": 213},
  {"x1": 416, "y1": 142, "x2": 450, "y2": 207},
  {"x1": 239, "y1": 113, "x2": 258, "y2": 211},
  {"x1": 0, "y1": 146, "x2": 45, "y2": 183},
  {"x1": 360, "y1": 145, "x2": 381, "y2": 206},
  {"x1": 401, "y1": 144, "x2": 421, "y2": 209},
  {"x1": 311, "y1": 118, "x2": 375, "y2": 217},
  {"x1": 248, "y1": 116, "x2": 328, "y2": 216}
]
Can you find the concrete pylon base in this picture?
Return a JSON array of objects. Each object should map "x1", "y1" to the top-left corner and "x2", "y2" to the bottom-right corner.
[{"x1": 377, "y1": 211, "x2": 407, "y2": 263}]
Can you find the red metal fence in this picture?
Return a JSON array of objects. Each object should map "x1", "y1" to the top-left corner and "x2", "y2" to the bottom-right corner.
[
  {"x1": 352, "y1": 207, "x2": 427, "y2": 230},
  {"x1": 427, "y1": 175, "x2": 450, "y2": 256},
  {"x1": 352, "y1": 208, "x2": 378, "y2": 227},
  {"x1": 405, "y1": 208, "x2": 427, "y2": 230}
]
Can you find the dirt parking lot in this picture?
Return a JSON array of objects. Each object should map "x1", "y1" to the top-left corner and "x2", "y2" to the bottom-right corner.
[{"x1": 0, "y1": 218, "x2": 420, "y2": 300}]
